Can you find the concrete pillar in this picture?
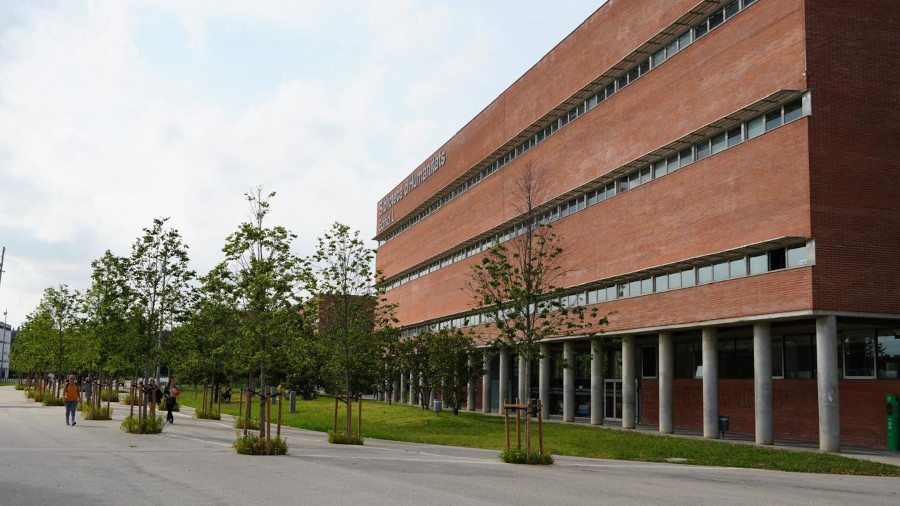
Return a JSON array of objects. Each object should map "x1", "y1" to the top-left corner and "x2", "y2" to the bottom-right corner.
[
  {"x1": 467, "y1": 355, "x2": 477, "y2": 411},
  {"x1": 563, "y1": 341, "x2": 575, "y2": 422},
  {"x1": 702, "y1": 327, "x2": 719, "y2": 439},
  {"x1": 622, "y1": 336, "x2": 636, "y2": 429},
  {"x1": 539, "y1": 343, "x2": 551, "y2": 419},
  {"x1": 753, "y1": 322, "x2": 774, "y2": 445},
  {"x1": 482, "y1": 349, "x2": 492, "y2": 414},
  {"x1": 658, "y1": 331, "x2": 674, "y2": 434},
  {"x1": 400, "y1": 375, "x2": 408, "y2": 404},
  {"x1": 518, "y1": 355, "x2": 528, "y2": 402},
  {"x1": 816, "y1": 315, "x2": 840, "y2": 453},
  {"x1": 590, "y1": 337, "x2": 603, "y2": 425},
  {"x1": 429, "y1": 388, "x2": 436, "y2": 409},
  {"x1": 499, "y1": 348, "x2": 510, "y2": 406}
]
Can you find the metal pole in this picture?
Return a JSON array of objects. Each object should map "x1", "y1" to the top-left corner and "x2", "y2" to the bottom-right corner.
[{"x1": 1, "y1": 309, "x2": 8, "y2": 380}]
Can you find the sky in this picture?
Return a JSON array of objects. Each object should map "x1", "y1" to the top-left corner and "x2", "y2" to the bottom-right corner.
[{"x1": 0, "y1": 0, "x2": 604, "y2": 328}]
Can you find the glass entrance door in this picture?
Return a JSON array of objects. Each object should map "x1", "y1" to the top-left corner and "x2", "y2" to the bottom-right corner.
[{"x1": 604, "y1": 379, "x2": 622, "y2": 421}]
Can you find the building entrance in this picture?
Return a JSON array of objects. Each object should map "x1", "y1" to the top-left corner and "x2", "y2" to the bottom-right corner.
[{"x1": 604, "y1": 379, "x2": 623, "y2": 421}]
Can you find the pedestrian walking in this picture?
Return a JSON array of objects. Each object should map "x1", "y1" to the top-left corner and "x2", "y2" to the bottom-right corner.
[
  {"x1": 164, "y1": 381, "x2": 180, "y2": 424},
  {"x1": 63, "y1": 374, "x2": 80, "y2": 426}
]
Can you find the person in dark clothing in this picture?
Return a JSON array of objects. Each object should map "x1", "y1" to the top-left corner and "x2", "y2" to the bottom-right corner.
[{"x1": 164, "y1": 382, "x2": 179, "y2": 424}]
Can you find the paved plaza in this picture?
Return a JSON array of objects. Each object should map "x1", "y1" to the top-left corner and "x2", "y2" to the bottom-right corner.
[{"x1": 0, "y1": 386, "x2": 897, "y2": 506}]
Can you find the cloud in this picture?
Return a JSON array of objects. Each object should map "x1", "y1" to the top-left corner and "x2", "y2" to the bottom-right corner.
[{"x1": 0, "y1": 0, "x2": 603, "y2": 325}]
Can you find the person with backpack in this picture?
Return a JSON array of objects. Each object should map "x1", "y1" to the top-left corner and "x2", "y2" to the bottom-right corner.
[
  {"x1": 164, "y1": 381, "x2": 180, "y2": 424},
  {"x1": 63, "y1": 374, "x2": 80, "y2": 426}
]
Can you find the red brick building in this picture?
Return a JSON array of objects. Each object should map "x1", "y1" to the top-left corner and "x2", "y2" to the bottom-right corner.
[{"x1": 374, "y1": 0, "x2": 899, "y2": 451}]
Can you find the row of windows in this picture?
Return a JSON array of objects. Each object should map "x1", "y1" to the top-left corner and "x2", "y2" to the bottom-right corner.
[
  {"x1": 642, "y1": 329, "x2": 900, "y2": 381},
  {"x1": 398, "y1": 242, "x2": 810, "y2": 338},
  {"x1": 384, "y1": 96, "x2": 806, "y2": 292},
  {"x1": 378, "y1": 0, "x2": 758, "y2": 247}
]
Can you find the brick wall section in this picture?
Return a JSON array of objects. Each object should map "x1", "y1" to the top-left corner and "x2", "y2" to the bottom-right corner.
[
  {"x1": 640, "y1": 378, "x2": 900, "y2": 447},
  {"x1": 805, "y1": 0, "x2": 900, "y2": 314},
  {"x1": 375, "y1": 0, "x2": 702, "y2": 237},
  {"x1": 377, "y1": 0, "x2": 808, "y2": 278}
]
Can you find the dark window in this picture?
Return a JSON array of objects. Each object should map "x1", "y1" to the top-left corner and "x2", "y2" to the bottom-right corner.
[
  {"x1": 639, "y1": 60, "x2": 650, "y2": 75},
  {"x1": 628, "y1": 68, "x2": 640, "y2": 83},
  {"x1": 727, "y1": 126, "x2": 742, "y2": 147},
  {"x1": 708, "y1": 10, "x2": 725, "y2": 30},
  {"x1": 719, "y1": 338, "x2": 753, "y2": 379},
  {"x1": 725, "y1": 1, "x2": 740, "y2": 18},
  {"x1": 642, "y1": 346, "x2": 658, "y2": 378},
  {"x1": 784, "y1": 334, "x2": 815, "y2": 379},
  {"x1": 675, "y1": 341, "x2": 700, "y2": 379},
  {"x1": 694, "y1": 22, "x2": 708, "y2": 39},
  {"x1": 877, "y1": 332, "x2": 900, "y2": 379},
  {"x1": 697, "y1": 140, "x2": 711, "y2": 160},
  {"x1": 768, "y1": 249, "x2": 786, "y2": 270},
  {"x1": 765, "y1": 109, "x2": 783, "y2": 130},
  {"x1": 784, "y1": 100, "x2": 803, "y2": 122},
  {"x1": 844, "y1": 331, "x2": 876, "y2": 377}
]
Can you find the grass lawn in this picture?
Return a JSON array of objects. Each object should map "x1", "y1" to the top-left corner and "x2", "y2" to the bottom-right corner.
[{"x1": 178, "y1": 388, "x2": 900, "y2": 476}]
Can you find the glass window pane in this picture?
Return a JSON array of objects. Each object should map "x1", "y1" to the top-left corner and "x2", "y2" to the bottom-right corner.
[
  {"x1": 629, "y1": 280, "x2": 641, "y2": 296},
  {"x1": 709, "y1": 10, "x2": 724, "y2": 30},
  {"x1": 730, "y1": 258, "x2": 747, "y2": 277},
  {"x1": 653, "y1": 49, "x2": 666, "y2": 67},
  {"x1": 698, "y1": 265, "x2": 713, "y2": 284},
  {"x1": 678, "y1": 32, "x2": 692, "y2": 50},
  {"x1": 784, "y1": 100, "x2": 803, "y2": 122},
  {"x1": 680, "y1": 148, "x2": 693, "y2": 167},
  {"x1": 749, "y1": 253, "x2": 767, "y2": 274},
  {"x1": 771, "y1": 337, "x2": 784, "y2": 377},
  {"x1": 727, "y1": 126, "x2": 742, "y2": 147},
  {"x1": 639, "y1": 60, "x2": 650, "y2": 75},
  {"x1": 877, "y1": 334, "x2": 900, "y2": 379},
  {"x1": 713, "y1": 262, "x2": 729, "y2": 280},
  {"x1": 666, "y1": 42, "x2": 678, "y2": 58},
  {"x1": 668, "y1": 271, "x2": 682, "y2": 289},
  {"x1": 725, "y1": 1, "x2": 740, "y2": 18},
  {"x1": 784, "y1": 334, "x2": 814, "y2": 378},
  {"x1": 653, "y1": 161, "x2": 668, "y2": 178},
  {"x1": 667, "y1": 155, "x2": 679, "y2": 172},
  {"x1": 597, "y1": 288, "x2": 607, "y2": 303},
  {"x1": 628, "y1": 67, "x2": 639, "y2": 83},
  {"x1": 640, "y1": 167, "x2": 652, "y2": 184},
  {"x1": 844, "y1": 331, "x2": 876, "y2": 377},
  {"x1": 696, "y1": 140, "x2": 711, "y2": 160},
  {"x1": 787, "y1": 245, "x2": 808, "y2": 268},
  {"x1": 682, "y1": 268, "x2": 696, "y2": 287},
  {"x1": 765, "y1": 110, "x2": 783, "y2": 130},
  {"x1": 711, "y1": 133, "x2": 727, "y2": 154},
  {"x1": 618, "y1": 283, "x2": 629, "y2": 299},
  {"x1": 769, "y1": 249, "x2": 786, "y2": 270},
  {"x1": 694, "y1": 23, "x2": 708, "y2": 39},
  {"x1": 641, "y1": 277, "x2": 653, "y2": 294},
  {"x1": 606, "y1": 286, "x2": 617, "y2": 301},
  {"x1": 747, "y1": 116, "x2": 765, "y2": 139},
  {"x1": 675, "y1": 342, "x2": 695, "y2": 379},
  {"x1": 655, "y1": 274, "x2": 669, "y2": 292},
  {"x1": 642, "y1": 346, "x2": 658, "y2": 378}
]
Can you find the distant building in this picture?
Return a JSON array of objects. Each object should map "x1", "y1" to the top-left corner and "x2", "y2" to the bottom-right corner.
[
  {"x1": 375, "y1": 0, "x2": 900, "y2": 451},
  {"x1": 0, "y1": 322, "x2": 12, "y2": 380}
]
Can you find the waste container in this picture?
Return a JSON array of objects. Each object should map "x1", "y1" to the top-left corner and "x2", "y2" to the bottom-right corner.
[
  {"x1": 718, "y1": 415, "x2": 730, "y2": 439},
  {"x1": 888, "y1": 394, "x2": 899, "y2": 451},
  {"x1": 434, "y1": 400, "x2": 442, "y2": 413}
]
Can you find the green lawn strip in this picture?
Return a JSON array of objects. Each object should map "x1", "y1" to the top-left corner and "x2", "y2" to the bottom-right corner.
[{"x1": 177, "y1": 390, "x2": 899, "y2": 476}]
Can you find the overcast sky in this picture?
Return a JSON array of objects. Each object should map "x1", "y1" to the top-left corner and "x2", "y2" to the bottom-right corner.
[{"x1": 0, "y1": 0, "x2": 603, "y2": 327}]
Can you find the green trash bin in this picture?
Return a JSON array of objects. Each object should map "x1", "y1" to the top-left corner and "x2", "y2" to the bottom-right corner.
[{"x1": 888, "y1": 393, "x2": 899, "y2": 451}]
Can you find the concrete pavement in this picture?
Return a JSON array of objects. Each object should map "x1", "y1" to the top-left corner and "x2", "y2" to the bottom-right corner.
[{"x1": 1, "y1": 386, "x2": 898, "y2": 506}]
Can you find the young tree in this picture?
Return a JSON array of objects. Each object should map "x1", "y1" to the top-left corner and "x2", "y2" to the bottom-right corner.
[
  {"x1": 38, "y1": 285, "x2": 82, "y2": 395},
  {"x1": 467, "y1": 163, "x2": 608, "y2": 455},
  {"x1": 428, "y1": 328, "x2": 482, "y2": 415},
  {"x1": 128, "y1": 217, "x2": 194, "y2": 416},
  {"x1": 313, "y1": 222, "x2": 396, "y2": 440},
  {"x1": 222, "y1": 188, "x2": 309, "y2": 439}
]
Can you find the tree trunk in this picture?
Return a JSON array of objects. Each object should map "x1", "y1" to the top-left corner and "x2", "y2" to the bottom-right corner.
[{"x1": 524, "y1": 360, "x2": 532, "y2": 454}]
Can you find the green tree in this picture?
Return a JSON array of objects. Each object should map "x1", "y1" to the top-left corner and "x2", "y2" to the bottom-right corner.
[
  {"x1": 38, "y1": 285, "x2": 82, "y2": 395},
  {"x1": 222, "y1": 188, "x2": 309, "y2": 438},
  {"x1": 428, "y1": 328, "x2": 482, "y2": 415},
  {"x1": 467, "y1": 164, "x2": 607, "y2": 453},
  {"x1": 128, "y1": 217, "x2": 194, "y2": 411},
  {"x1": 313, "y1": 222, "x2": 396, "y2": 439}
]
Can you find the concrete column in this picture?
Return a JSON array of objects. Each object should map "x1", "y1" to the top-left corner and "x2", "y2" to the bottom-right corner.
[
  {"x1": 702, "y1": 327, "x2": 719, "y2": 439},
  {"x1": 499, "y1": 348, "x2": 510, "y2": 406},
  {"x1": 563, "y1": 341, "x2": 575, "y2": 422},
  {"x1": 539, "y1": 343, "x2": 551, "y2": 419},
  {"x1": 816, "y1": 315, "x2": 840, "y2": 453},
  {"x1": 753, "y1": 322, "x2": 774, "y2": 445},
  {"x1": 518, "y1": 355, "x2": 528, "y2": 402},
  {"x1": 622, "y1": 336, "x2": 636, "y2": 429},
  {"x1": 429, "y1": 388, "x2": 436, "y2": 409},
  {"x1": 658, "y1": 331, "x2": 674, "y2": 434},
  {"x1": 590, "y1": 337, "x2": 603, "y2": 425},
  {"x1": 482, "y1": 349, "x2": 492, "y2": 414},
  {"x1": 467, "y1": 355, "x2": 476, "y2": 411},
  {"x1": 400, "y1": 375, "x2": 408, "y2": 404}
]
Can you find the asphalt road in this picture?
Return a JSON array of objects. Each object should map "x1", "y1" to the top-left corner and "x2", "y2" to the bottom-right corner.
[{"x1": 0, "y1": 386, "x2": 897, "y2": 506}]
